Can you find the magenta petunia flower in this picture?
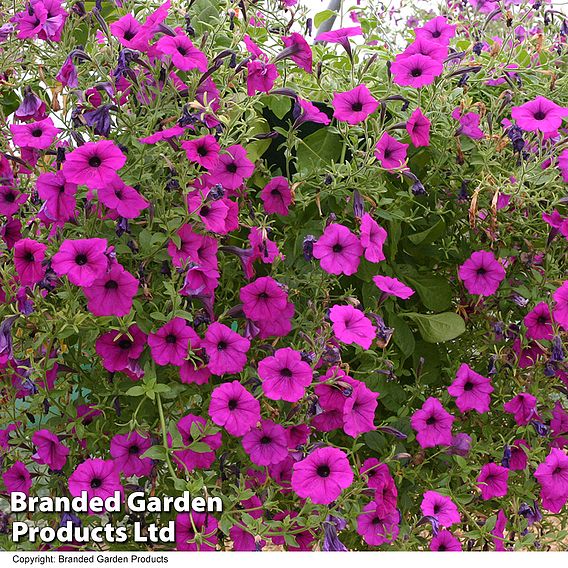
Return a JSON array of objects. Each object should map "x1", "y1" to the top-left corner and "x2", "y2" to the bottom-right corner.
[
  {"x1": 360, "y1": 213, "x2": 387, "y2": 263},
  {"x1": 458, "y1": 250, "x2": 505, "y2": 296},
  {"x1": 51, "y1": 238, "x2": 108, "y2": 287},
  {"x1": 95, "y1": 325, "x2": 147, "y2": 373},
  {"x1": 0, "y1": 186, "x2": 28, "y2": 216},
  {"x1": 109, "y1": 13, "x2": 142, "y2": 49},
  {"x1": 343, "y1": 381, "x2": 378, "y2": 437},
  {"x1": 246, "y1": 60, "x2": 279, "y2": 96},
  {"x1": 296, "y1": 98, "x2": 331, "y2": 125},
  {"x1": 242, "y1": 419, "x2": 288, "y2": 466},
  {"x1": 477, "y1": 462, "x2": 509, "y2": 500},
  {"x1": 313, "y1": 223, "x2": 363, "y2": 276},
  {"x1": 280, "y1": 32, "x2": 312, "y2": 73},
  {"x1": 406, "y1": 107, "x2": 431, "y2": 147},
  {"x1": 32, "y1": 429, "x2": 69, "y2": 471},
  {"x1": 391, "y1": 53, "x2": 443, "y2": 88},
  {"x1": 534, "y1": 448, "x2": 568, "y2": 513},
  {"x1": 315, "y1": 26, "x2": 362, "y2": 43},
  {"x1": 2, "y1": 461, "x2": 32, "y2": 495},
  {"x1": 13, "y1": 238, "x2": 47, "y2": 286},
  {"x1": 258, "y1": 347, "x2": 313, "y2": 402},
  {"x1": 374, "y1": 132, "x2": 409, "y2": 171},
  {"x1": 173, "y1": 414, "x2": 222, "y2": 472},
  {"x1": 399, "y1": 37, "x2": 448, "y2": 62},
  {"x1": 182, "y1": 135, "x2": 220, "y2": 171},
  {"x1": 240, "y1": 276, "x2": 289, "y2": 321},
  {"x1": 83, "y1": 264, "x2": 138, "y2": 317},
  {"x1": 552, "y1": 281, "x2": 568, "y2": 330},
  {"x1": 97, "y1": 177, "x2": 148, "y2": 219},
  {"x1": 511, "y1": 96, "x2": 568, "y2": 133},
  {"x1": 156, "y1": 31, "x2": 208, "y2": 72},
  {"x1": 110, "y1": 431, "x2": 153, "y2": 477},
  {"x1": 372, "y1": 275, "x2": 414, "y2": 299},
  {"x1": 415, "y1": 16, "x2": 456, "y2": 45},
  {"x1": 452, "y1": 108, "x2": 485, "y2": 140},
  {"x1": 448, "y1": 363, "x2": 493, "y2": 414},
  {"x1": 202, "y1": 322, "x2": 250, "y2": 375},
  {"x1": 36, "y1": 171, "x2": 77, "y2": 221},
  {"x1": 260, "y1": 176, "x2": 292, "y2": 216},
  {"x1": 509, "y1": 439, "x2": 529, "y2": 471},
  {"x1": 10, "y1": 117, "x2": 59, "y2": 150},
  {"x1": 329, "y1": 304, "x2": 376, "y2": 350},
  {"x1": 524, "y1": 302, "x2": 553, "y2": 340},
  {"x1": 411, "y1": 397, "x2": 454, "y2": 448},
  {"x1": 62, "y1": 141, "x2": 126, "y2": 189},
  {"x1": 175, "y1": 512, "x2": 218, "y2": 551},
  {"x1": 503, "y1": 392, "x2": 538, "y2": 426},
  {"x1": 1, "y1": 217, "x2": 22, "y2": 250},
  {"x1": 291, "y1": 447, "x2": 353, "y2": 504},
  {"x1": 420, "y1": 491, "x2": 460, "y2": 527},
  {"x1": 68, "y1": 458, "x2": 123, "y2": 511},
  {"x1": 491, "y1": 509, "x2": 508, "y2": 552},
  {"x1": 430, "y1": 530, "x2": 462, "y2": 551},
  {"x1": 167, "y1": 223, "x2": 218, "y2": 270},
  {"x1": 356, "y1": 502, "x2": 400, "y2": 546},
  {"x1": 210, "y1": 144, "x2": 254, "y2": 190},
  {"x1": 148, "y1": 317, "x2": 194, "y2": 366},
  {"x1": 332, "y1": 84, "x2": 379, "y2": 125},
  {"x1": 360, "y1": 459, "x2": 398, "y2": 515},
  {"x1": 208, "y1": 381, "x2": 260, "y2": 437}
]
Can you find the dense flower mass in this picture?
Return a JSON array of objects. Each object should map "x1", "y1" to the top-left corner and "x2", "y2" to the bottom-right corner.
[{"x1": 1, "y1": 0, "x2": 568, "y2": 553}]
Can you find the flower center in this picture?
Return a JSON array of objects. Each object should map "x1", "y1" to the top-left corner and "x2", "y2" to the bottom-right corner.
[
  {"x1": 197, "y1": 145, "x2": 208, "y2": 157},
  {"x1": 228, "y1": 399, "x2": 238, "y2": 410},
  {"x1": 426, "y1": 416, "x2": 436, "y2": 425},
  {"x1": 165, "y1": 334, "x2": 177, "y2": 344},
  {"x1": 281, "y1": 367, "x2": 293, "y2": 378},
  {"x1": 88, "y1": 156, "x2": 102, "y2": 168},
  {"x1": 411, "y1": 68, "x2": 422, "y2": 77},
  {"x1": 537, "y1": 316, "x2": 547, "y2": 324},
  {"x1": 260, "y1": 436, "x2": 271, "y2": 445},
  {"x1": 534, "y1": 111, "x2": 546, "y2": 120},
  {"x1": 476, "y1": 267, "x2": 487, "y2": 275},
  {"x1": 316, "y1": 465, "x2": 330, "y2": 478},
  {"x1": 5, "y1": 192, "x2": 16, "y2": 203},
  {"x1": 351, "y1": 102, "x2": 363, "y2": 112},
  {"x1": 177, "y1": 46, "x2": 188, "y2": 56},
  {"x1": 75, "y1": 253, "x2": 88, "y2": 266},
  {"x1": 332, "y1": 243, "x2": 343, "y2": 253},
  {"x1": 226, "y1": 162, "x2": 238, "y2": 173},
  {"x1": 432, "y1": 30, "x2": 441, "y2": 38},
  {"x1": 104, "y1": 280, "x2": 119, "y2": 290},
  {"x1": 124, "y1": 30, "x2": 135, "y2": 41},
  {"x1": 217, "y1": 341, "x2": 227, "y2": 351},
  {"x1": 24, "y1": 251, "x2": 35, "y2": 262},
  {"x1": 32, "y1": 128, "x2": 43, "y2": 137},
  {"x1": 463, "y1": 382, "x2": 474, "y2": 392},
  {"x1": 129, "y1": 445, "x2": 140, "y2": 455},
  {"x1": 118, "y1": 339, "x2": 132, "y2": 349},
  {"x1": 90, "y1": 477, "x2": 102, "y2": 489}
]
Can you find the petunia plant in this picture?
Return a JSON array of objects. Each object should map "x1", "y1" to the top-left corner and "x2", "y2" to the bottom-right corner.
[{"x1": 1, "y1": 0, "x2": 568, "y2": 553}]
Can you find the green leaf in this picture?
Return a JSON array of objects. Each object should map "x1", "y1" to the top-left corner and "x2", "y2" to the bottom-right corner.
[
  {"x1": 405, "y1": 275, "x2": 452, "y2": 312},
  {"x1": 314, "y1": 10, "x2": 336, "y2": 28},
  {"x1": 246, "y1": 118, "x2": 272, "y2": 162},
  {"x1": 265, "y1": 95, "x2": 291, "y2": 120},
  {"x1": 140, "y1": 446, "x2": 167, "y2": 461},
  {"x1": 126, "y1": 386, "x2": 145, "y2": 397},
  {"x1": 296, "y1": 129, "x2": 342, "y2": 174},
  {"x1": 387, "y1": 313, "x2": 415, "y2": 358},
  {"x1": 189, "y1": 441, "x2": 211, "y2": 453},
  {"x1": 407, "y1": 218, "x2": 446, "y2": 245},
  {"x1": 403, "y1": 312, "x2": 466, "y2": 343}
]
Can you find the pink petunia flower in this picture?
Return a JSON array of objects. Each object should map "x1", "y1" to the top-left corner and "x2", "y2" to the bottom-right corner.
[
  {"x1": 258, "y1": 347, "x2": 313, "y2": 402},
  {"x1": 406, "y1": 107, "x2": 431, "y2": 147},
  {"x1": 31, "y1": 429, "x2": 69, "y2": 471},
  {"x1": 552, "y1": 281, "x2": 568, "y2": 330},
  {"x1": 97, "y1": 177, "x2": 148, "y2": 219},
  {"x1": 208, "y1": 381, "x2": 260, "y2": 437},
  {"x1": 83, "y1": 264, "x2": 138, "y2": 317},
  {"x1": 411, "y1": 397, "x2": 454, "y2": 448},
  {"x1": 332, "y1": 84, "x2": 379, "y2": 125},
  {"x1": 458, "y1": 250, "x2": 505, "y2": 296},
  {"x1": 110, "y1": 431, "x2": 153, "y2": 477},
  {"x1": 313, "y1": 223, "x2": 363, "y2": 276},
  {"x1": 62, "y1": 141, "x2": 127, "y2": 189},
  {"x1": 242, "y1": 419, "x2": 288, "y2": 466},
  {"x1": 477, "y1": 462, "x2": 509, "y2": 500},
  {"x1": 374, "y1": 132, "x2": 409, "y2": 171},
  {"x1": 95, "y1": 325, "x2": 147, "y2": 373},
  {"x1": 448, "y1": 363, "x2": 493, "y2": 414},
  {"x1": 173, "y1": 414, "x2": 222, "y2": 472},
  {"x1": 156, "y1": 31, "x2": 208, "y2": 72},
  {"x1": 414, "y1": 16, "x2": 456, "y2": 46},
  {"x1": 175, "y1": 512, "x2": 218, "y2": 551},
  {"x1": 356, "y1": 502, "x2": 400, "y2": 546},
  {"x1": 36, "y1": 171, "x2": 77, "y2": 221},
  {"x1": 360, "y1": 213, "x2": 387, "y2": 263},
  {"x1": 524, "y1": 302, "x2": 554, "y2": 340},
  {"x1": 210, "y1": 144, "x2": 254, "y2": 191},
  {"x1": 391, "y1": 54, "x2": 443, "y2": 88},
  {"x1": 51, "y1": 238, "x2": 108, "y2": 287},
  {"x1": 10, "y1": 118, "x2": 59, "y2": 149},
  {"x1": 372, "y1": 275, "x2": 414, "y2": 299},
  {"x1": 246, "y1": 60, "x2": 279, "y2": 95},
  {"x1": 2, "y1": 461, "x2": 32, "y2": 495},
  {"x1": 420, "y1": 491, "x2": 461, "y2": 527},
  {"x1": 503, "y1": 392, "x2": 538, "y2": 426},
  {"x1": 202, "y1": 322, "x2": 250, "y2": 375},
  {"x1": 148, "y1": 317, "x2": 194, "y2": 366},
  {"x1": 68, "y1": 459, "x2": 123, "y2": 512},
  {"x1": 329, "y1": 304, "x2": 376, "y2": 350},
  {"x1": 430, "y1": 530, "x2": 462, "y2": 551},
  {"x1": 181, "y1": 135, "x2": 220, "y2": 171},
  {"x1": 13, "y1": 238, "x2": 47, "y2": 286},
  {"x1": 260, "y1": 176, "x2": 292, "y2": 215},
  {"x1": 291, "y1": 447, "x2": 353, "y2": 504},
  {"x1": 511, "y1": 96, "x2": 568, "y2": 133}
]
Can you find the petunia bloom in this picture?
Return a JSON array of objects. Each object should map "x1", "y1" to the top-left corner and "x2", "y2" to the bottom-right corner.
[
  {"x1": 201, "y1": 322, "x2": 250, "y2": 375},
  {"x1": 242, "y1": 419, "x2": 288, "y2": 466},
  {"x1": 208, "y1": 381, "x2": 260, "y2": 437},
  {"x1": 477, "y1": 463, "x2": 509, "y2": 500},
  {"x1": 332, "y1": 84, "x2": 379, "y2": 125},
  {"x1": 360, "y1": 213, "x2": 388, "y2": 263},
  {"x1": 148, "y1": 317, "x2": 194, "y2": 366},
  {"x1": 448, "y1": 363, "x2": 493, "y2": 414},
  {"x1": 51, "y1": 238, "x2": 108, "y2": 287},
  {"x1": 374, "y1": 132, "x2": 409, "y2": 171},
  {"x1": 411, "y1": 397, "x2": 454, "y2": 448},
  {"x1": 420, "y1": 491, "x2": 461, "y2": 527},
  {"x1": 372, "y1": 275, "x2": 414, "y2": 299},
  {"x1": 32, "y1": 430, "x2": 69, "y2": 471},
  {"x1": 329, "y1": 304, "x2": 376, "y2": 350},
  {"x1": 458, "y1": 250, "x2": 505, "y2": 296},
  {"x1": 511, "y1": 96, "x2": 568, "y2": 133},
  {"x1": 83, "y1": 264, "x2": 138, "y2": 317},
  {"x1": 313, "y1": 223, "x2": 363, "y2": 276},
  {"x1": 406, "y1": 107, "x2": 431, "y2": 147}
]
